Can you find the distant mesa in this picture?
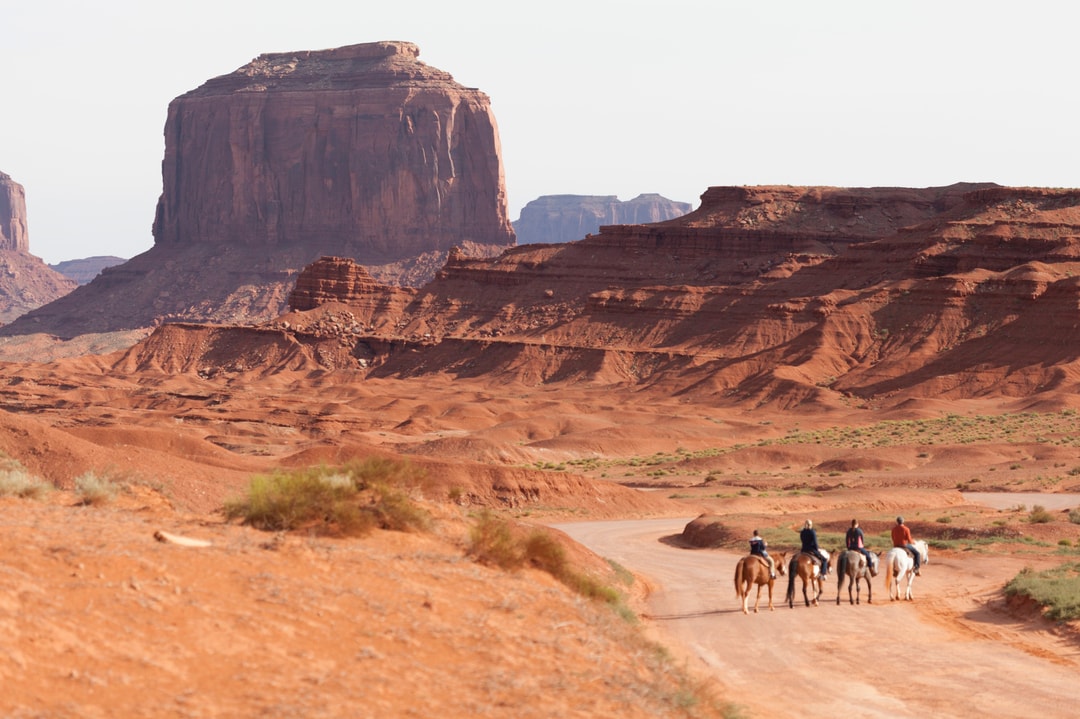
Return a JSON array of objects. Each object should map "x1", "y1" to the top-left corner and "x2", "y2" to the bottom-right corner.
[
  {"x1": 0, "y1": 171, "x2": 79, "y2": 325},
  {"x1": 50, "y1": 256, "x2": 127, "y2": 285},
  {"x1": 512, "y1": 194, "x2": 692, "y2": 245},
  {"x1": 2, "y1": 41, "x2": 513, "y2": 339}
]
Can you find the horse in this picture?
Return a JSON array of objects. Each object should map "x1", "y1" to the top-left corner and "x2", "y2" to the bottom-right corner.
[
  {"x1": 734, "y1": 552, "x2": 787, "y2": 614},
  {"x1": 835, "y1": 549, "x2": 878, "y2": 605},
  {"x1": 785, "y1": 550, "x2": 828, "y2": 608},
  {"x1": 882, "y1": 540, "x2": 929, "y2": 601}
]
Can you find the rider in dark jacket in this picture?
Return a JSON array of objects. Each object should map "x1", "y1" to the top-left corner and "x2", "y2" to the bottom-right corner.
[
  {"x1": 845, "y1": 519, "x2": 876, "y2": 575},
  {"x1": 749, "y1": 529, "x2": 776, "y2": 579},
  {"x1": 800, "y1": 519, "x2": 829, "y2": 577}
]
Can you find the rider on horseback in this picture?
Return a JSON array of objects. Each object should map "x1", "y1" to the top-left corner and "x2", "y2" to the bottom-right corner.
[
  {"x1": 845, "y1": 519, "x2": 877, "y2": 575},
  {"x1": 749, "y1": 529, "x2": 776, "y2": 579},
  {"x1": 800, "y1": 519, "x2": 830, "y2": 578},
  {"x1": 892, "y1": 516, "x2": 921, "y2": 575}
]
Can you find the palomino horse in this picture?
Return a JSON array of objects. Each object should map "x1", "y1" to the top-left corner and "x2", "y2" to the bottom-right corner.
[
  {"x1": 734, "y1": 552, "x2": 787, "y2": 614},
  {"x1": 785, "y1": 551, "x2": 828, "y2": 608},
  {"x1": 882, "y1": 540, "x2": 929, "y2": 601},
  {"x1": 835, "y1": 549, "x2": 878, "y2": 605}
]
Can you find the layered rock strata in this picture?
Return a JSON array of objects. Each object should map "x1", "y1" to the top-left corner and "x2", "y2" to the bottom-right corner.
[{"x1": 251, "y1": 183, "x2": 1080, "y2": 406}]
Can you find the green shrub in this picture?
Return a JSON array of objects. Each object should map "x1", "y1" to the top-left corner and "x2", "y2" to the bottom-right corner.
[
  {"x1": 1068, "y1": 509, "x2": 1080, "y2": 525},
  {"x1": 223, "y1": 459, "x2": 429, "y2": 536},
  {"x1": 75, "y1": 472, "x2": 119, "y2": 506},
  {"x1": 1004, "y1": 563, "x2": 1080, "y2": 621}
]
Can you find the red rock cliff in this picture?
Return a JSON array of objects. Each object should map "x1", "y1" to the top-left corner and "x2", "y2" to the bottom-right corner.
[
  {"x1": 272, "y1": 183, "x2": 1080, "y2": 406},
  {"x1": 0, "y1": 172, "x2": 29, "y2": 253},
  {"x1": 152, "y1": 41, "x2": 514, "y2": 260}
]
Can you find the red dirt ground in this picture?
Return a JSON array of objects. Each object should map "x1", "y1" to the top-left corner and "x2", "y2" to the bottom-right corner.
[{"x1": 0, "y1": 338, "x2": 1078, "y2": 717}]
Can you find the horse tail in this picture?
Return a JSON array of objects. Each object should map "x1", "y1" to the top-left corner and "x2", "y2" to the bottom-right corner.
[
  {"x1": 734, "y1": 559, "x2": 743, "y2": 598},
  {"x1": 837, "y1": 551, "x2": 849, "y2": 585},
  {"x1": 884, "y1": 554, "x2": 893, "y2": 593},
  {"x1": 785, "y1": 556, "x2": 797, "y2": 603}
]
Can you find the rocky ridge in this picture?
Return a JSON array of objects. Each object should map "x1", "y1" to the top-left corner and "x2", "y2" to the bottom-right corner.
[{"x1": 151, "y1": 181, "x2": 1080, "y2": 408}]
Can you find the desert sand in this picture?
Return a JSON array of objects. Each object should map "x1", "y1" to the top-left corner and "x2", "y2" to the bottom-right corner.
[{"x1": 0, "y1": 338, "x2": 1079, "y2": 717}]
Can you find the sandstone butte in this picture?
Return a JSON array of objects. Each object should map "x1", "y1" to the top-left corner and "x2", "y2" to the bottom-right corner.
[
  {"x1": 1, "y1": 41, "x2": 514, "y2": 339},
  {"x1": 0, "y1": 171, "x2": 78, "y2": 324}
]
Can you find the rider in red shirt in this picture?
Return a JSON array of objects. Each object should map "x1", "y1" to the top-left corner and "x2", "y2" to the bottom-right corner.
[{"x1": 891, "y1": 516, "x2": 920, "y2": 575}]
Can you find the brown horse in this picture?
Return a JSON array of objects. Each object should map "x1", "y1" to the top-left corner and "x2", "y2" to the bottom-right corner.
[
  {"x1": 835, "y1": 549, "x2": 877, "y2": 605},
  {"x1": 785, "y1": 551, "x2": 827, "y2": 608},
  {"x1": 734, "y1": 552, "x2": 787, "y2": 614}
]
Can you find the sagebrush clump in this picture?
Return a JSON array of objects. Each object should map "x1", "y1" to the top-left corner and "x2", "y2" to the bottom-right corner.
[
  {"x1": 223, "y1": 458, "x2": 430, "y2": 536},
  {"x1": 467, "y1": 510, "x2": 621, "y2": 605}
]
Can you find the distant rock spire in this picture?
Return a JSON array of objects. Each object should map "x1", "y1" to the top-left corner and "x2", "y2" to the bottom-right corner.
[{"x1": 0, "y1": 171, "x2": 30, "y2": 253}]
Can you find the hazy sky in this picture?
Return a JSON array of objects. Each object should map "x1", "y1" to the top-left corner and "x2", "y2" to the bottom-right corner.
[{"x1": 3, "y1": 1, "x2": 1076, "y2": 264}]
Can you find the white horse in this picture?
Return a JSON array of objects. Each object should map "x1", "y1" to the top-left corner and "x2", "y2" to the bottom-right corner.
[{"x1": 882, "y1": 540, "x2": 929, "y2": 601}]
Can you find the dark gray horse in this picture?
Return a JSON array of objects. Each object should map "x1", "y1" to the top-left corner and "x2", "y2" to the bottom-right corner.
[{"x1": 836, "y1": 549, "x2": 877, "y2": 605}]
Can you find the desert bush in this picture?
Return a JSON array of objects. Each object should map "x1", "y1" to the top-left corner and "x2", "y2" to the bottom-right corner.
[
  {"x1": 467, "y1": 510, "x2": 526, "y2": 569},
  {"x1": 1004, "y1": 563, "x2": 1080, "y2": 621},
  {"x1": 467, "y1": 510, "x2": 623, "y2": 605},
  {"x1": 1028, "y1": 505, "x2": 1054, "y2": 524},
  {"x1": 0, "y1": 467, "x2": 51, "y2": 499},
  {"x1": 223, "y1": 460, "x2": 430, "y2": 536},
  {"x1": 1067, "y1": 509, "x2": 1080, "y2": 525},
  {"x1": 75, "y1": 472, "x2": 119, "y2": 506}
]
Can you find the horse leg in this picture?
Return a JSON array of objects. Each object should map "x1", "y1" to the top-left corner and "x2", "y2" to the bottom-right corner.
[{"x1": 766, "y1": 579, "x2": 775, "y2": 611}]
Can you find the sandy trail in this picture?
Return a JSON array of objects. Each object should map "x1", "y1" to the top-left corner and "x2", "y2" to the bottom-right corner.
[{"x1": 554, "y1": 518, "x2": 1080, "y2": 719}]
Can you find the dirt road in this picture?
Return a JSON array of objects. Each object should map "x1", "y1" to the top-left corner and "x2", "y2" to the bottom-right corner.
[{"x1": 553, "y1": 518, "x2": 1080, "y2": 719}]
